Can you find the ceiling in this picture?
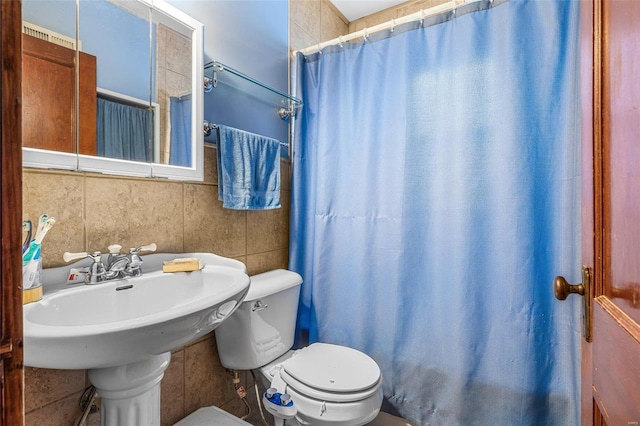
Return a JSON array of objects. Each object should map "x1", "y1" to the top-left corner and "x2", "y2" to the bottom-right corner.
[{"x1": 330, "y1": 0, "x2": 408, "y2": 22}]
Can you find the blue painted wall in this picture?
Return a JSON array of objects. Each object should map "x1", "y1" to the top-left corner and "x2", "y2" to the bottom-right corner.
[{"x1": 167, "y1": 0, "x2": 290, "y2": 147}]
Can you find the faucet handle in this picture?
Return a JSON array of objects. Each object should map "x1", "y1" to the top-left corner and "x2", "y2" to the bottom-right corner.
[
  {"x1": 63, "y1": 251, "x2": 102, "y2": 263},
  {"x1": 63, "y1": 251, "x2": 89, "y2": 263},
  {"x1": 130, "y1": 243, "x2": 157, "y2": 254},
  {"x1": 108, "y1": 244, "x2": 122, "y2": 254}
]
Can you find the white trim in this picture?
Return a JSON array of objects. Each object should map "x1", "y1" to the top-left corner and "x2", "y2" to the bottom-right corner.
[
  {"x1": 78, "y1": 154, "x2": 152, "y2": 177},
  {"x1": 23, "y1": 148, "x2": 77, "y2": 171}
]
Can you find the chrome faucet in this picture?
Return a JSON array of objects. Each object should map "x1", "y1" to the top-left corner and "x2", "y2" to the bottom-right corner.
[
  {"x1": 106, "y1": 243, "x2": 156, "y2": 278},
  {"x1": 64, "y1": 243, "x2": 157, "y2": 285},
  {"x1": 87, "y1": 252, "x2": 106, "y2": 284},
  {"x1": 105, "y1": 244, "x2": 130, "y2": 280}
]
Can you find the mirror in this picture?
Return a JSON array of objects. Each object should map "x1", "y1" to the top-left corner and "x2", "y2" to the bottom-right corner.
[{"x1": 21, "y1": 0, "x2": 204, "y2": 181}]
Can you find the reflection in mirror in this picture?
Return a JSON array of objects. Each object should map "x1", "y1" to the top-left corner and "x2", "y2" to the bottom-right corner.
[
  {"x1": 78, "y1": 0, "x2": 157, "y2": 162},
  {"x1": 79, "y1": 0, "x2": 154, "y2": 163},
  {"x1": 22, "y1": 1, "x2": 80, "y2": 156},
  {"x1": 21, "y1": 0, "x2": 204, "y2": 181},
  {"x1": 152, "y1": 6, "x2": 194, "y2": 167}
]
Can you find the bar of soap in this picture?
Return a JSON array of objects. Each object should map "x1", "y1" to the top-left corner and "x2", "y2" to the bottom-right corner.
[{"x1": 162, "y1": 257, "x2": 204, "y2": 273}]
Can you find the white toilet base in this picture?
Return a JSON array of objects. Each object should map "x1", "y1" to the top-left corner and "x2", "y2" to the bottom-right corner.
[
  {"x1": 267, "y1": 363, "x2": 383, "y2": 426},
  {"x1": 278, "y1": 386, "x2": 382, "y2": 426}
]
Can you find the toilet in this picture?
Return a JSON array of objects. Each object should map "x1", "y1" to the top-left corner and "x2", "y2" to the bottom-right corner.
[{"x1": 210, "y1": 269, "x2": 383, "y2": 425}]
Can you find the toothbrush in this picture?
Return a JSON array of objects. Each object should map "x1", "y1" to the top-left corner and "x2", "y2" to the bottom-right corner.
[
  {"x1": 22, "y1": 220, "x2": 32, "y2": 254},
  {"x1": 22, "y1": 217, "x2": 56, "y2": 265},
  {"x1": 34, "y1": 214, "x2": 48, "y2": 240},
  {"x1": 32, "y1": 217, "x2": 56, "y2": 261}
]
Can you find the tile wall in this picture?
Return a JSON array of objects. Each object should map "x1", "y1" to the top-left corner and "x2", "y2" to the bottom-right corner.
[{"x1": 289, "y1": 0, "x2": 348, "y2": 53}]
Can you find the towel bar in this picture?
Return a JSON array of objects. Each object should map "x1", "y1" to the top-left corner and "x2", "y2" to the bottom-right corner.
[{"x1": 203, "y1": 121, "x2": 288, "y2": 147}]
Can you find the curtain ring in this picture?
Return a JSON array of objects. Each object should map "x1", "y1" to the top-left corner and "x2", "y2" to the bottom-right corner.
[
  {"x1": 339, "y1": 35, "x2": 345, "y2": 48},
  {"x1": 363, "y1": 28, "x2": 369, "y2": 42},
  {"x1": 420, "y1": 9, "x2": 426, "y2": 26},
  {"x1": 316, "y1": 43, "x2": 322, "y2": 55},
  {"x1": 391, "y1": 19, "x2": 396, "y2": 33}
]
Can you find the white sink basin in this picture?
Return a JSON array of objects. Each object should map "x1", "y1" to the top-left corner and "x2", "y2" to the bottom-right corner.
[{"x1": 23, "y1": 252, "x2": 250, "y2": 370}]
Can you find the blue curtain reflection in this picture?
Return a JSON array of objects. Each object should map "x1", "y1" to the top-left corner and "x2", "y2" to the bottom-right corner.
[
  {"x1": 97, "y1": 97, "x2": 151, "y2": 162},
  {"x1": 169, "y1": 94, "x2": 192, "y2": 167}
]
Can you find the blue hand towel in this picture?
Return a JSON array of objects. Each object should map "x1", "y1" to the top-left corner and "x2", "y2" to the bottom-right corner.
[{"x1": 216, "y1": 125, "x2": 281, "y2": 210}]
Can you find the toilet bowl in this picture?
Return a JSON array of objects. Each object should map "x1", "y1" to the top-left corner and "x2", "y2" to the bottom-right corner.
[
  {"x1": 259, "y1": 344, "x2": 383, "y2": 425},
  {"x1": 214, "y1": 269, "x2": 383, "y2": 425}
]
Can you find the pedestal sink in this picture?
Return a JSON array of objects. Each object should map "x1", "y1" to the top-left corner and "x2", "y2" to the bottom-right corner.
[{"x1": 23, "y1": 252, "x2": 250, "y2": 426}]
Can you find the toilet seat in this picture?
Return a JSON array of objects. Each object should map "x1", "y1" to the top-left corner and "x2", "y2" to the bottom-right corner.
[{"x1": 280, "y1": 343, "x2": 382, "y2": 403}]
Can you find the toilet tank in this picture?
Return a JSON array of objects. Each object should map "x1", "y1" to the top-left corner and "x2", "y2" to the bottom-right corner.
[{"x1": 215, "y1": 269, "x2": 302, "y2": 370}]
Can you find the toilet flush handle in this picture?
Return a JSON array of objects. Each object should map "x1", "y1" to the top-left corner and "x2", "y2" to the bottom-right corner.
[{"x1": 252, "y1": 300, "x2": 268, "y2": 311}]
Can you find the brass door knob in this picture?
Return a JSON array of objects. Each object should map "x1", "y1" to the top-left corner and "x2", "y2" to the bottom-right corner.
[
  {"x1": 554, "y1": 276, "x2": 585, "y2": 300},
  {"x1": 553, "y1": 267, "x2": 591, "y2": 342}
]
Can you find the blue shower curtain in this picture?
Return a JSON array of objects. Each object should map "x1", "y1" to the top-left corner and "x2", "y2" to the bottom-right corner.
[
  {"x1": 290, "y1": 1, "x2": 581, "y2": 425},
  {"x1": 97, "y1": 97, "x2": 151, "y2": 162}
]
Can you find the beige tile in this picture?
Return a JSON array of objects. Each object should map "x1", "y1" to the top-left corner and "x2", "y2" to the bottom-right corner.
[
  {"x1": 84, "y1": 176, "x2": 184, "y2": 253},
  {"x1": 183, "y1": 184, "x2": 246, "y2": 257},
  {"x1": 156, "y1": 23, "x2": 168, "y2": 71},
  {"x1": 165, "y1": 68, "x2": 191, "y2": 98},
  {"x1": 23, "y1": 170, "x2": 85, "y2": 268},
  {"x1": 161, "y1": 350, "x2": 185, "y2": 426},
  {"x1": 183, "y1": 335, "x2": 237, "y2": 415},
  {"x1": 246, "y1": 191, "x2": 289, "y2": 254},
  {"x1": 157, "y1": 64, "x2": 168, "y2": 102},
  {"x1": 203, "y1": 144, "x2": 218, "y2": 185},
  {"x1": 290, "y1": 0, "x2": 322, "y2": 42},
  {"x1": 26, "y1": 390, "x2": 85, "y2": 426},
  {"x1": 280, "y1": 159, "x2": 291, "y2": 191},
  {"x1": 290, "y1": 21, "x2": 320, "y2": 53},
  {"x1": 219, "y1": 397, "x2": 251, "y2": 420},
  {"x1": 396, "y1": 0, "x2": 450, "y2": 18},
  {"x1": 25, "y1": 367, "x2": 87, "y2": 412},
  {"x1": 157, "y1": 72, "x2": 170, "y2": 165},
  {"x1": 350, "y1": 6, "x2": 398, "y2": 33},
  {"x1": 321, "y1": 0, "x2": 349, "y2": 23},
  {"x1": 321, "y1": 1, "x2": 349, "y2": 41},
  {"x1": 246, "y1": 249, "x2": 289, "y2": 276},
  {"x1": 86, "y1": 401, "x2": 102, "y2": 426},
  {"x1": 163, "y1": 26, "x2": 192, "y2": 79}
]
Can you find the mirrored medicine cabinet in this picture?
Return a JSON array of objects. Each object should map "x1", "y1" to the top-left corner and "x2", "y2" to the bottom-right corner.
[{"x1": 21, "y1": 0, "x2": 204, "y2": 181}]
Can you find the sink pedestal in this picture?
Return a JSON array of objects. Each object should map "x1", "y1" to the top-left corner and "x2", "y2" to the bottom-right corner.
[{"x1": 88, "y1": 352, "x2": 171, "y2": 426}]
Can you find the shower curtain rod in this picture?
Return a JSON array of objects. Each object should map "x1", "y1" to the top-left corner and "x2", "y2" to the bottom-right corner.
[{"x1": 295, "y1": 0, "x2": 475, "y2": 56}]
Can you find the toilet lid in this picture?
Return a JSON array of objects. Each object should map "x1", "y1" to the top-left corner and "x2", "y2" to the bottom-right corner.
[{"x1": 282, "y1": 343, "x2": 381, "y2": 394}]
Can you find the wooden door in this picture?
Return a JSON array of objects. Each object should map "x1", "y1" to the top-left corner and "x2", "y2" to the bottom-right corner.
[
  {"x1": 579, "y1": 0, "x2": 640, "y2": 424},
  {"x1": 22, "y1": 34, "x2": 97, "y2": 155},
  {"x1": 0, "y1": 1, "x2": 25, "y2": 425}
]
